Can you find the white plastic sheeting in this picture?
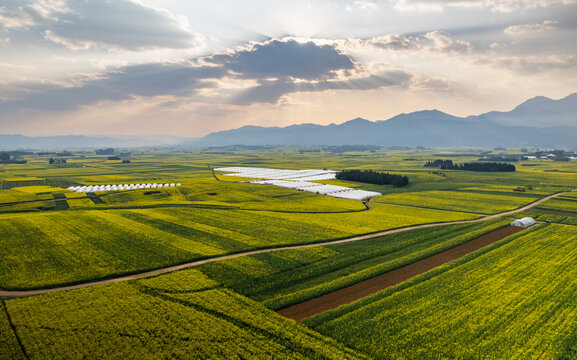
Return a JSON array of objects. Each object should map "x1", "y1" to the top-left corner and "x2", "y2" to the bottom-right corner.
[
  {"x1": 219, "y1": 167, "x2": 382, "y2": 201},
  {"x1": 511, "y1": 217, "x2": 536, "y2": 227},
  {"x1": 215, "y1": 167, "x2": 337, "y2": 181},
  {"x1": 67, "y1": 183, "x2": 181, "y2": 193}
]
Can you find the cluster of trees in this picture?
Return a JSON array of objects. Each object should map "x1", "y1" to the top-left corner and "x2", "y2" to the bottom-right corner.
[
  {"x1": 336, "y1": 169, "x2": 409, "y2": 187},
  {"x1": 49, "y1": 158, "x2": 66, "y2": 164},
  {"x1": 0, "y1": 152, "x2": 27, "y2": 164},
  {"x1": 424, "y1": 159, "x2": 453, "y2": 168},
  {"x1": 441, "y1": 162, "x2": 516, "y2": 172},
  {"x1": 425, "y1": 159, "x2": 516, "y2": 172},
  {"x1": 95, "y1": 148, "x2": 115, "y2": 155}
]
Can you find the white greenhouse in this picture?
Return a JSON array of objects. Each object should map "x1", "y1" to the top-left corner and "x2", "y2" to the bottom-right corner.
[{"x1": 511, "y1": 217, "x2": 536, "y2": 227}]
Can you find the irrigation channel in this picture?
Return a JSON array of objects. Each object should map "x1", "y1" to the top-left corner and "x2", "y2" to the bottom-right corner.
[{"x1": 0, "y1": 192, "x2": 565, "y2": 303}]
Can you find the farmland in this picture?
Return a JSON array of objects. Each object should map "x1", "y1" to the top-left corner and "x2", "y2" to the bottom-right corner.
[
  {"x1": 537, "y1": 197, "x2": 577, "y2": 213},
  {"x1": 373, "y1": 190, "x2": 540, "y2": 214},
  {"x1": 1, "y1": 148, "x2": 577, "y2": 358},
  {"x1": 0, "y1": 196, "x2": 478, "y2": 290},
  {"x1": 309, "y1": 224, "x2": 577, "y2": 359},
  {"x1": 2, "y1": 270, "x2": 367, "y2": 359},
  {"x1": 197, "y1": 218, "x2": 513, "y2": 310}
]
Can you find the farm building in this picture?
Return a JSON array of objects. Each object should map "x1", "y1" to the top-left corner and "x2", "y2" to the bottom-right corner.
[{"x1": 511, "y1": 217, "x2": 536, "y2": 227}]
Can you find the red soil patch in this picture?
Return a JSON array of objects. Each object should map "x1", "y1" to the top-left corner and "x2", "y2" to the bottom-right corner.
[{"x1": 277, "y1": 225, "x2": 525, "y2": 321}]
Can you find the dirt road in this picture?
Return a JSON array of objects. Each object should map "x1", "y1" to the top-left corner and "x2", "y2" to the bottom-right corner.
[{"x1": 0, "y1": 192, "x2": 564, "y2": 300}]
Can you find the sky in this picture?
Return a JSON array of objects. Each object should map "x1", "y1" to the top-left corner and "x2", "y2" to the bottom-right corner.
[{"x1": 0, "y1": 0, "x2": 576, "y2": 137}]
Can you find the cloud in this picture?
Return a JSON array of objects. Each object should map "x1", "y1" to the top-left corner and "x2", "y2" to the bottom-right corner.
[
  {"x1": 0, "y1": 0, "x2": 202, "y2": 51},
  {"x1": 0, "y1": 39, "x2": 362, "y2": 112},
  {"x1": 504, "y1": 20, "x2": 558, "y2": 35},
  {"x1": 413, "y1": 77, "x2": 456, "y2": 92},
  {"x1": 478, "y1": 54, "x2": 577, "y2": 74},
  {"x1": 233, "y1": 68, "x2": 414, "y2": 105},
  {"x1": 394, "y1": 0, "x2": 577, "y2": 12},
  {"x1": 0, "y1": 36, "x2": 479, "y2": 114},
  {"x1": 1, "y1": 62, "x2": 224, "y2": 111},
  {"x1": 346, "y1": 1, "x2": 379, "y2": 11},
  {"x1": 363, "y1": 34, "x2": 420, "y2": 51},
  {"x1": 205, "y1": 39, "x2": 355, "y2": 80},
  {"x1": 355, "y1": 31, "x2": 473, "y2": 55},
  {"x1": 423, "y1": 31, "x2": 473, "y2": 54},
  {"x1": 0, "y1": 1, "x2": 44, "y2": 29}
]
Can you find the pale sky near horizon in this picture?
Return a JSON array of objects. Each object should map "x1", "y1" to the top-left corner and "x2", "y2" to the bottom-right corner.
[{"x1": 0, "y1": 0, "x2": 576, "y2": 137}]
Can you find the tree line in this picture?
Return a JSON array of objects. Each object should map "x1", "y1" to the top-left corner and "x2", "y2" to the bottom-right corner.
[
  {"x1": 425, "y1": 160, "x2": 515, "y2": 172},
  {"x1": 443, "y1": 162, "x2": 515, "y2": 172},
  {"x1": 336, "y1": 170, "x2": 409, "y2": 187},
  {"x1": 424, "y1": 160, "x2": 453, "y2": 168}
]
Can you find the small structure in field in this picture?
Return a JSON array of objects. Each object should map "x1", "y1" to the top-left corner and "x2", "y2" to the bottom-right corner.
[{"x1": 511, "y1": 217, "x2": 536, "y2": 227}]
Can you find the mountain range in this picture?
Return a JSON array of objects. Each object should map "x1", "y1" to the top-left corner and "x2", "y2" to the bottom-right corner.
[
  {"x1": 1, "y1": 93, "x2": 575, "y2": 149},
  {"x1": 196, "y1": 93, "x2": 577, "y2": 148}
]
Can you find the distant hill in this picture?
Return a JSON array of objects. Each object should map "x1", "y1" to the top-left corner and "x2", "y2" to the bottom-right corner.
[
  {"x1": 196, "y1": 93, "x2": 577, "y2": 147},
  {"x1": 0, "y1": 135, "x2": 194, "y2": 150},
  {"x1": 2, "y1": 93, "x2": 575, "y2": 149},
  {"x1": 469, "y1": 93, "x2": 577, "y2": 128}
]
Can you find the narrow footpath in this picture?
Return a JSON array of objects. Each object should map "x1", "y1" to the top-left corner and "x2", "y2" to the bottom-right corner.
[{"x1": 0, "y1": 192, "x2": 565, "y2": 300}]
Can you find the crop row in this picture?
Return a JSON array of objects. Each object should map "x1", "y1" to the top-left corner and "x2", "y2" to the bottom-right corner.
[
  {"x1": 373, "y1": 190, "x2": 539, "y2": 214},
  {"x1": 0, "y1": 199, "x2": 476, "y2": 290},
  {"x1": 537, "y1": 198, "x2": 577, "y2": 213},
  {"x1": 311, "y1": 224, "x2": 577, "y2": 359},
  {"x1": 3, "y1": 270, "x2": 367, "y2": 359},
  {"x1": 532, "y1": 213, "x2": 577, "y2": 226},
  {"x1": 0, "y1": 179, "x2": 79, "y2": 190},
  {"x1": 199, "y1": 218, "x2": 511, "y2": 309}
]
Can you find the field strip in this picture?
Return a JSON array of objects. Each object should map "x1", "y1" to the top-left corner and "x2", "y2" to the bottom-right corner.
[
  {"x1": 0, "y1": 192, "x2": 565, "y2": 300},
  {"x1": 276, "y1": 225, "x2": 525, "y2": 321},
  {"x1": 368, "y1": 200, "x2": 485, "y2": 215}
]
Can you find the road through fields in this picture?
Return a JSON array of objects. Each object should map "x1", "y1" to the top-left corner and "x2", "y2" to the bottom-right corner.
[{"x1": 0, "y1": 192, "x2": 565, "y2": 300}]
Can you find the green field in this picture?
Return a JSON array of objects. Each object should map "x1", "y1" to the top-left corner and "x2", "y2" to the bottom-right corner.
[
  {"x1": 374, "y1": 190, "x2": 539, "y2": 214},
  {"x1": 2, "y1": 270, "x2": 367, "y2": 359},
  {"x1": 0, "y1": 195, "x2": 478, "y2": 289},
  {"x1": 309, "y1": 224, "x2": 577, "y2": 359},
  {"x1": 1, "y1": 149, "x2": 577, "y2": 358},
  {"x1": 198, "y1": 218, "x2": 512, "y2": 309},
  {"x1": 537, "y1": 197, "x2": 577, "y2": 213}
]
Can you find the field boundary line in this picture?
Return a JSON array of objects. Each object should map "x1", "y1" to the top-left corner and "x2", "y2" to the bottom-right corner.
[
  {"x1": 0, "y1": 192, "x2": 565, "y2": 300},
  {"x1": 1, "y1": 302, "x2": 29, "y2": 359}
]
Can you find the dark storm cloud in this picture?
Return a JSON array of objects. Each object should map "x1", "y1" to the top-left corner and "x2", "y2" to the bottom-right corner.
[{"x1": 205, "y1": 39, "x2": 355, "y2": 80}]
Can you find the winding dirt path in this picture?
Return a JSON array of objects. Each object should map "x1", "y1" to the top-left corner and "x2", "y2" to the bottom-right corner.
[{"x1": 0, "y1": 192, "x2": 564, "y2": 300}]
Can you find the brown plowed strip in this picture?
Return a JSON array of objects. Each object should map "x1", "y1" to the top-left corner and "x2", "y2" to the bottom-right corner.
[{"x1": 277, "y1": 225, "x2": 524, "y2": 321}]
